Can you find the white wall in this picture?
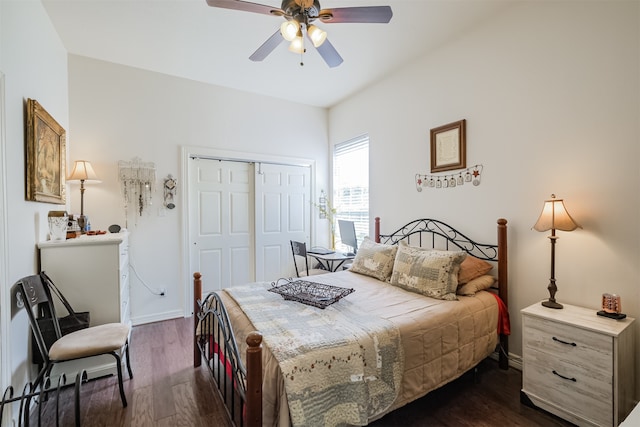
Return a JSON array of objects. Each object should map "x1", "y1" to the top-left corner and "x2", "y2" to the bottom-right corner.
[
  {"x1": 330, "y1": 1, "x2": 640, "y2": 395},
  {"x1": 0, "y1": 0, "x2": 69, "y2": 413},
  {"x1": 67, "y1": 55, "x2": 329, "y2": 324}
]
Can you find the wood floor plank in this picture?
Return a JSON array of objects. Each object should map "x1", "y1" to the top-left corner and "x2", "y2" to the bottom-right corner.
[
  {"x1": 83, "y1": 376, "x2": 128, "y2": 427},
  {"x1": 150, "y1": 348, "x2": 177, "y2": 421},
  {"x1": 155, "y1": 415, "x2": 177, "y2": 427},
  {"x1": 128, "y1": 385, "x2": 153, "y2": 427},
  {"x1": 171, "y1": 382, "x2": 202, "y2": 427}
]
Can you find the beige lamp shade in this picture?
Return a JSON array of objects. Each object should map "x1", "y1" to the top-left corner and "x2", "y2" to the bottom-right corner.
[
  {"x1": 307, "y1": 25, "x2": 327, "y2": 47},
  {"x1": 67, "y1": 160, "x2": 101, "y2": 183},
  {"x1": 533, "y1": 194, "x2": 581, "y2": 232},
  {"x1": 280, "y1": 20, "x2": 299, "y2": 42},
  {"x1": 288, "y1": 36, "x2": 304, "y2": 54}
]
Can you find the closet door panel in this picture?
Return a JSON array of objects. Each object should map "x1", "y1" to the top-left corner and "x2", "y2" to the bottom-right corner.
[
  {"x1": 189, "y1": 159, "x2": 254, "y2": 291},
  {"x1": 255, "y1": 163, "x2": 311, "y2": 281}
]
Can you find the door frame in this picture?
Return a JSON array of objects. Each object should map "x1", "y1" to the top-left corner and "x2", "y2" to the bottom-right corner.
[
  {"x1": 0, "y1": 72, "x2": 10, "y2": 414},
  {"x1": 180, "y1": 146, "x2": 316, "y2": 317}
]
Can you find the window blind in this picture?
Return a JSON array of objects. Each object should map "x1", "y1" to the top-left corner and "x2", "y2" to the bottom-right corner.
[{"x1": 333, "y1": 135, "x2": 369, "y2": 250}]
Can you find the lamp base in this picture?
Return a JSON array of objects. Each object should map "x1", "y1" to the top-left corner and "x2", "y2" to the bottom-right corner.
[
  {"x1": 77, "y1": 215, "x2": 87, "y2": 234},
  {"x1": 542, "y1": 299, "x2": 563, "y2": 309}
]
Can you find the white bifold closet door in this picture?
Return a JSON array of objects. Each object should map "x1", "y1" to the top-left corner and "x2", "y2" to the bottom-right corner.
[
  {"x1": 189, "y1": 158, "x2": 310, "y2": 293},
  {"x1": 254, "y1": 162, "x2": 311, "y2": 281}
]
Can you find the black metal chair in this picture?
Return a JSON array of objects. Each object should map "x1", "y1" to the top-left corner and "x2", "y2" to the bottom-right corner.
[
  {"x1": 13, "y1": 273, "x2": 133, "y2": 407},
  {"x1": 290, "y1": 241, "x2": 327, "y2": 277}
]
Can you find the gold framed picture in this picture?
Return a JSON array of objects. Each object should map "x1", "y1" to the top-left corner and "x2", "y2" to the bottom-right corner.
[
  {"x1": 430, "y1": 119, "x2": 466, "y2": 173},
  {"x1": 26, "y1": 99, "x2": 66, "y2": 204}
]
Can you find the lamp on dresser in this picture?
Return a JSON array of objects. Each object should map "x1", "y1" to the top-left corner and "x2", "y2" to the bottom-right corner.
[
  {"x1": 67, "y1": 160, "x2": 100, "y2": 234},
  {"x1": 532, "y1": 194, "x2": 581, "y2": 309}
]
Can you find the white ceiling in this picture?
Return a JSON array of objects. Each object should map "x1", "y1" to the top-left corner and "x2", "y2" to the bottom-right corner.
[{"x1": 41, "y1": 0, "x2": 513, "y2": 108}]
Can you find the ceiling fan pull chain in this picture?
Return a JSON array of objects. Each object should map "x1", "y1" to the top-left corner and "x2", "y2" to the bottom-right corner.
[
  {"x1": 301, "y1": 20, "x2": 306, "y2": 66},
  {"x1": 300, "y1": 23, "x2": 305, "y2": 66}
]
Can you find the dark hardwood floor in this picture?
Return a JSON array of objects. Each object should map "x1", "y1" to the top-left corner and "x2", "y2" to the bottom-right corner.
[{"x1": 34, "y1": 317, "x2": 574, "y2": 426}]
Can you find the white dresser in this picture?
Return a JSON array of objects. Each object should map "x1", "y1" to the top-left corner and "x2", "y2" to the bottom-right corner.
[
  {"x1": 38, "y1": 232, "x2": 130, "y2": 380},
  {"x1": 521, "y1": 302, "x2": 635, "y2": 427}
]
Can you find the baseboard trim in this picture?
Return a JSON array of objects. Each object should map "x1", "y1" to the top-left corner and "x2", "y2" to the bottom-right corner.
[
  {"x1": 131, "y1": 309, "x2": 184, "y2": 326},
  {"x1": 489, "y1": 351, "x2": 523, "y2": 371}
]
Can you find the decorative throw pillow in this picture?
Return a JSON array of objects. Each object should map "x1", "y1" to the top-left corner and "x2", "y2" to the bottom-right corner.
[
  {"x1": 349, "y1": 237, "x2": 398, "y2": 282},
  {"x1": 389, "y1": 243, "x2": 466, "y2": 300},
  {"x1": 458, "y1": 255, "x2": 493, "y2": 284},
  {"x1": 456, "y1": 274, "x2": 496, "y2": 296}
]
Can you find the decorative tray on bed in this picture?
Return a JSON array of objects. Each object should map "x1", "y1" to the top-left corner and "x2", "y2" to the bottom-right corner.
[{"x1": 268, "y1": 278, "x2": 355, "y2": 309}]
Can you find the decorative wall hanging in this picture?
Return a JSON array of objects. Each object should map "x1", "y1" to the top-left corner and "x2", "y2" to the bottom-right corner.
[
  {"x1": 415, "y1": 164, "x2": 483, "y2": 192},
  {"x1": 163, "y1": 174, "x2": 177, "y2": 209},
  {"x1": 118, "y1": 157, "x2": 156, "y2": 222},
  {"x1": 26, "y1": 99, "x2": 66, "y2": 204},
  {"x1": 430, "y1": 119, "x2": 466, "y2": 173},
  {"x1": 311, "y1": 189, "x2": 337, "y2": 248},
  {"x1": 317, "y1": 189, "x2": 328, "y2": 219}
]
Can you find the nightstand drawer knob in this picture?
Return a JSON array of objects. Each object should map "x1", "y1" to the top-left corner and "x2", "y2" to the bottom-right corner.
[
  {"x1": 552, "y1": 370, "x2": 577, "y2": 382},
  {"x1": 552, "y1": 336, "x2": 577, "y2": 346}
]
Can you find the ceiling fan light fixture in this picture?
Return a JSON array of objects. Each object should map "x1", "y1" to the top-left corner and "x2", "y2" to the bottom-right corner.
[
  {"x1": 288, "y1": 36, "x2": 304, "y2": 54},
  {"x1": 307, "y1": 24, "x2": 327, "y2": 47},
  {"x1": 280, "y1": 20, "x2": 300, "y2": 41}
]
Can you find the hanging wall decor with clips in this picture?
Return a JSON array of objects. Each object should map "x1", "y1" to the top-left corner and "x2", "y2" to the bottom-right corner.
[
  {"x1": 415, "y1": 164, "x2": 483, "y2": 192},
  {"x1": 118, "y1": 157, "x2": 156, "y2": 224}
]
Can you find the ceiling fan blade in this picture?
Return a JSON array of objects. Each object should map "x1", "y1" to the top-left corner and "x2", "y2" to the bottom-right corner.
[
  {"x1": 206, "y1": 0, "x2": 284, "y2": 17},
  {"x1": 249, "y1": 30, "x2": 285, "y2": 62},
  {"x1": 318, "y1": 6, "x2": 392, "y2": 24},
  {"x1": 313, "y1": 38, "x2": 343, "y2": 68}
]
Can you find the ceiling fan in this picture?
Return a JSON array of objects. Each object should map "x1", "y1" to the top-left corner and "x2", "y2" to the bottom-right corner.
[{"x1": 205, "y1": 0, "x2": 393, "y2": 67}]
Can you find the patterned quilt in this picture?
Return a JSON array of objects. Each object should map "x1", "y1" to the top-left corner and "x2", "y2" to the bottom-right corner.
[{"x1": 226, "y1": 282, "x2": 404, "y2": 427}]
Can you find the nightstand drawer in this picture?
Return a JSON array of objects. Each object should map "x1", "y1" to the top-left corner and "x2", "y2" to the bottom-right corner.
[
  {"x1": 524, "y1": 315, "x2": 612, "y2": 373},
  {"x1": 524, "y1": 347, "x2": 612, "y2": 426}
]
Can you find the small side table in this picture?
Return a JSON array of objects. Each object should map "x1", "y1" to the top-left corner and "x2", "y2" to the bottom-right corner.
[
  {"x1": 308, "y1": 252, "x2": 355, "y2": 272},
  {"x1": 521, "y1": 302, "x2": 635, "y2": 426}
]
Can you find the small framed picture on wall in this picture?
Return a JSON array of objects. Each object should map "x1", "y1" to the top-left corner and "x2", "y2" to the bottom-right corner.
[{"x1": 430, "y1": 119, "x2": 466, "y2": 173}]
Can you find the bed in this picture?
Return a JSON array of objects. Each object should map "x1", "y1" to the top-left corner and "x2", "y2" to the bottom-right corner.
[{"x1": 194, "y1": 217, "x2": 509, "y2": 427}]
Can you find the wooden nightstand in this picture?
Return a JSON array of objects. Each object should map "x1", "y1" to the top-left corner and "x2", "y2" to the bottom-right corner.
[{"x1": 521, "y1": 302, "x2": 635, "y2": 427}]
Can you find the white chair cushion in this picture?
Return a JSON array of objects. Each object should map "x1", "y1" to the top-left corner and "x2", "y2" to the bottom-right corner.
[{"x1": 49, "y1": 323, "x2": 130, "y2": 360}]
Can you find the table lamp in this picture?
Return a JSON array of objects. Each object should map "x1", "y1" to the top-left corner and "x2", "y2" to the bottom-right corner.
[
  {"x1": 67, "y1": 160, "x2": 100, "y2": 233},
  {"x1": 533, "y1": 194, "x2": 581, "y2": 309}
]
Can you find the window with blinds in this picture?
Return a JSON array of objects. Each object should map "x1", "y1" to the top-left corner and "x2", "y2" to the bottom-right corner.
[{"x1": 333, "y1": 135, "x2": 369, "y2": 252}]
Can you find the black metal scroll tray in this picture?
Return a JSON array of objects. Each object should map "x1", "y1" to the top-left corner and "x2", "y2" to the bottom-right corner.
[{"x1": 268, "y1": 278, "x2": 355, "y2": 309}]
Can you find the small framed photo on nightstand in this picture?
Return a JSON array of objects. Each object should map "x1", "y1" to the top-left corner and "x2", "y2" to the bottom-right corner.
[{"x1": 598, "y1": 293, "x2": 626, "y2": 319}]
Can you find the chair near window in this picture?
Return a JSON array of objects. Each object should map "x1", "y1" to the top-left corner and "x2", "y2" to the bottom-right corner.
[
  {"x1": 290, "y1": 241, "x2": 327, "y2": 277},
  {"x1": 13, "y1": 273, "x2": 133, "y2": 407}
]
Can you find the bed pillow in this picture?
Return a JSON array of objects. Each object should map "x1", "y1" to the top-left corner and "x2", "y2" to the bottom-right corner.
[
  {"x1": 456, "y1": 274, "x2": 496, "y2": 296},
  {"x1": 389, "y1": 243, "x2": 466, "y2": 300},
  {"x1": 458, "y1": 255, "x2": 493, "y2": 284},
  {"x1": 349, "y1": 237, "x2": 398, "y2": 282}
]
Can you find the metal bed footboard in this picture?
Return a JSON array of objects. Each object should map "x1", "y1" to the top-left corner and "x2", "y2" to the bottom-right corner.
[{"x1": 193, "y1": 272, "x2": 262, "y2": 427}]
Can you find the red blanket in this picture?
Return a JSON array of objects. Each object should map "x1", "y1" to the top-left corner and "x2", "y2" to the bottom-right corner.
[{"x1": 491, "y1": 293, "x2": 511, "y2": 335}]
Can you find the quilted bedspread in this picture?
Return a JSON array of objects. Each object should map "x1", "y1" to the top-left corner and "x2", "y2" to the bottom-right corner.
[
  {"x1": 217, "y1": 270, "x2": 499, "y2": 426},
  {"x1": 226, "y1": 283, "x2": 403, "y2": 427}
]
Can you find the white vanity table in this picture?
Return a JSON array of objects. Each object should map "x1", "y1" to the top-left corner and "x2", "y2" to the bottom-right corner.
[{"x1": 37, "y1": 232, "x2": 130, "y2": 381}]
